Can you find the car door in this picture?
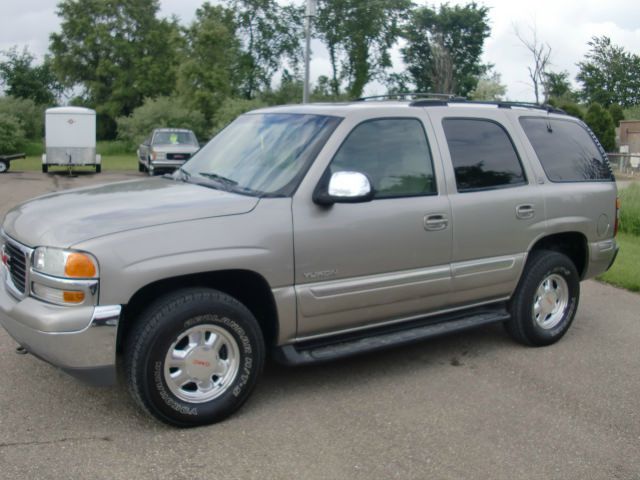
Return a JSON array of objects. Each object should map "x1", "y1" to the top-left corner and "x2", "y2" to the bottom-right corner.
[
  {"x1": 292, "y1": 113, "x2": 453, "y2": 339},
  {"x1": 426, "y1": 109, "x2": 545, "y2": 305}
]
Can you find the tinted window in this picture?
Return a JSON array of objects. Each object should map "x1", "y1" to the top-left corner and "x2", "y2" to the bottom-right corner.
[
  {"x1": 519, "y1": 117, "x2": 613, "y2": 182},
  {"x1": 330, "y1": 118, "x2": 436, "y2": 198},
  {"x1": 443, "y1": 118, "x2": 526, "y2": 191}
]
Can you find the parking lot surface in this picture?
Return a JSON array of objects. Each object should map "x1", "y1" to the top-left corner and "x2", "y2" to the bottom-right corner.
[{"x1": 1, "y1": 171, "x2": 639, "y2": 479}]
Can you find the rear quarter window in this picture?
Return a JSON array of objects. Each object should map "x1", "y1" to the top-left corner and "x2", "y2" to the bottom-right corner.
[{"x1": 519, "y1": 117, "x2": 613, "y2": 182}]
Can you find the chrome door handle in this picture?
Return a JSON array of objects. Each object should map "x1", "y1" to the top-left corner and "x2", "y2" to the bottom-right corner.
[
  {"x1": 424, "y1": 214, "x2": 449, "y2": 231},
  {"x1": 516, "y1": 204, "x2": 535, "y2": 220}
]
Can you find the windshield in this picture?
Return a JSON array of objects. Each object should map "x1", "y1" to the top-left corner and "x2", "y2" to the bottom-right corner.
[
  {"x1": 153, "y1": 131, "x2": 198, "y2": 146},
  {"x1": 178, "y1": 113, "x2": 341, "y2": 196}
]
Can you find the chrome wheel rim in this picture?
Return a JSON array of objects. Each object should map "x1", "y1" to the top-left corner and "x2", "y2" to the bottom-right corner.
[
  {"x1": 0, "y1": 162, "x2": 7, "y2": 173},
  {"x1": 163, "y1": 323, "x2": 240, "y2": 403},
  {"x1": 532, "y1": 274, "x2": 569, "y2": 330}
]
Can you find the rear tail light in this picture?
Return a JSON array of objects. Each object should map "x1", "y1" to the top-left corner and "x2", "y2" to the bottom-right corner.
[{"x1": 614, "y1": 197, "x2": 621, "y2": 236}]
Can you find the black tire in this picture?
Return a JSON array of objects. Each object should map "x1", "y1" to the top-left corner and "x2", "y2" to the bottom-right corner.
[
  {"x1": 505, "y1": 250, "x2": 580, "y2": 346},
  {"x1": 0, "y1": 160, "x2": 8, "y2": 173},
  {"x1": 95, "y1": 164, "x2": 102, "y2": 173},
  {"x1": 125, "y1": 288, "x2": 265, "y2": 427},
  {"x1": 42, "y1": 164, "x2": 48, "y2": 173},
  {"x1": 138, "y1": 162, "x2": 144, "y2": 172}
]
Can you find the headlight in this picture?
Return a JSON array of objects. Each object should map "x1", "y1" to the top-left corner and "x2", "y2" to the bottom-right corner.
[
  {"x1": 151, "y1": 150, "x2": 166, "y2": 161},
  {"x1": 30, "y1": 247, "x2": 99, "y2": 306},
  {"x1": 33, "y1": 247, "x2": 98, "y2": 278}
]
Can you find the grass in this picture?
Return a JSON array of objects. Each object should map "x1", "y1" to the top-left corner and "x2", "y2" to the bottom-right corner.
[
  {"x1": 619, "y1": 183, "x2": 640, "y2": 236},
  {"x1": 598, "y1": 233, "x2": 640, "y2": 292}
]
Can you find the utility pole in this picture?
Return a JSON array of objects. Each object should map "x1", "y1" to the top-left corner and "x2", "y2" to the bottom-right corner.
[{"x1": 303, "y1": 0, "x2": 316, "y2": 104}]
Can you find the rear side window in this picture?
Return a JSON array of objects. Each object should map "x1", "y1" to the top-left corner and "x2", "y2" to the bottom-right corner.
[
  {"x1": 519, "y1": 117, "x2": 613, "y2": 182},
  {"x1": 330, "y1": 118, "x2": 436, "y2": 198},
  {"x1": 442, "y1": 118, "x2": 526, "y2": 192}
]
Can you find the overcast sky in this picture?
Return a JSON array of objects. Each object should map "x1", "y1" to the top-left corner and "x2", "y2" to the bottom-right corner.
[{"x1": 1, "y1": 0, "x2": 639, "y2": 101}]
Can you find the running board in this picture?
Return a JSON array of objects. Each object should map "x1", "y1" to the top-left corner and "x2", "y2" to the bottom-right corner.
[{"x1": 274, "y1": 309, "x2": 510, "y2": 366}]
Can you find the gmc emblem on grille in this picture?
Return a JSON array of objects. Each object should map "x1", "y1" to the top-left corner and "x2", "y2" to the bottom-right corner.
[{"x1": 0, "y1": 247, "x2": 9, "y2": 266}]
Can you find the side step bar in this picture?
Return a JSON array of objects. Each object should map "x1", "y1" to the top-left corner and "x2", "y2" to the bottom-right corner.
[{"x1": 274, "y1": 308, "x2": 510, "y2": 366}]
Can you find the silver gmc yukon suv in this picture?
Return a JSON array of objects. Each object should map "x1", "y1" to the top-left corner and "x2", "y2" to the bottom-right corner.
[{"x1": 0, "y1": 99, "x2": 619, "y2": 427}]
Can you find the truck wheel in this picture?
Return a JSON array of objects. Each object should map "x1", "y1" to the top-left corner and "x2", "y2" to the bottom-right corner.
[
  {"x1": 505, "y1": 250, "x2": 580, "y2": 346},
  {"x1": 42, "y1": 164, "x2": 48, "y2": 173},
  {"x1": 125, "y1": 288, "x2": 265, "y2": 427},
  {"x1": 0, "y1": 160, "x2": 8, "y2": 173},
  {"x1": 95, "y1": 164, "x2": 102, "y2": 173},
  {"x1": 138, "y1": 162, "x2": 144, "y2": 173}
]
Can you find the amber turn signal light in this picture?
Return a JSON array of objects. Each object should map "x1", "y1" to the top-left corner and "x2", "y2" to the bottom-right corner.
[{"x1": 65, "y1": 253, "x2": 97, "y2": 278}]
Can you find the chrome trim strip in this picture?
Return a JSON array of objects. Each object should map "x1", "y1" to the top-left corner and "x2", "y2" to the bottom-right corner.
[
  {"x1": 44, "y1": 305, "x2": 121, "y2": 336},
  {"x1": 292, "y1": 296, "x2": 510, "y2": 343},
  {"x1": 452, "y1": 255, "x2": 517, "y2": 278},
  {"x1": 307, "y1": 265, "x2": 451, "y2": 298},
  {"x1": 29, "y1": 270, "x2": 99, "y2": 307}
]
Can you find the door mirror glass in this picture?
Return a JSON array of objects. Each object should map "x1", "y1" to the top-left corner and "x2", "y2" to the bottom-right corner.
[{"x1": 314, "y1": 171, "x2": 374, "y2": 205}]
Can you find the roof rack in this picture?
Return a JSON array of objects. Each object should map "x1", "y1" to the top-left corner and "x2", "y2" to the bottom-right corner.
[
  {"x1": 354, "y1": 92, "x2": 465, "y2": 102},
  {"x1": 409, "y1": 98, "x2": 566, "y2": 114}
]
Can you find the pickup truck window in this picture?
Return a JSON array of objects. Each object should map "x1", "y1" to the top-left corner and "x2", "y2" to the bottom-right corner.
[
  {"x1": 153, "y1": 131, "x2": 198, "y2": 146},
  {"x1": 329, "y1": 118, "x2": 436, "y2": 198},
  {"x1": 519, "y1": 117, "x2": 613, "y2": 182},
  {"x1": 182, "y1": 113, "x2": 341, "y2": 197},
  {"x1": 443, "y1": 118, "x2": 526, "y2": 192}
]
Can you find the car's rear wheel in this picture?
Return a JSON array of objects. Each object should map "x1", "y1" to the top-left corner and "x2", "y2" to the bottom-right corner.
[
  {"x1": 125, "y1": 288, "x2": 265, "y2": 427},
  {"x1": 505, "y1": 250, "x2": 580, "y2": 346},
  {"x1": 0, "y1": 160, "x2": 8, "y2": 173}
]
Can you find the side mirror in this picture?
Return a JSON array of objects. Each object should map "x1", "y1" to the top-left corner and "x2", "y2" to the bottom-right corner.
[{"x1": 313, "y1": 171, "x2": 374, "y2": 206}]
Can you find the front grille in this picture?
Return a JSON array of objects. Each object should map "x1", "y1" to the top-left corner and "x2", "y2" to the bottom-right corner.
[
  {"x1": 166, "y1": 153, "x2": 191, "y2": 161},
  {"x1": 5, "y1": 240, "x2": 28, "y2": 294}
]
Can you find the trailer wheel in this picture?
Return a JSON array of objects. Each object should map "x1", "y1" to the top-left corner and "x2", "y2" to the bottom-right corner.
[
  {"x1": 95, "y1": 164, "x2": 102, "y2": 174},
  {"x1": 0, "y1": 160, "x2": 9, "y2": 173},
  {"x1": 42, "y1": 164, "x2": 48, "y2": 173}
]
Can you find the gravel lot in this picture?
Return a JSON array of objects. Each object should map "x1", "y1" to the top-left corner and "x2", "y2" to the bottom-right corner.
[{"x1": 1, "y1": 170, "x2": 639, "y2": 479}]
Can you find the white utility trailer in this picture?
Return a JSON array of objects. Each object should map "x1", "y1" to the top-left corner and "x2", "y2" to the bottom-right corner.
[{"x1": 42, "y1": 107, "x2": 101, "y2": 173}]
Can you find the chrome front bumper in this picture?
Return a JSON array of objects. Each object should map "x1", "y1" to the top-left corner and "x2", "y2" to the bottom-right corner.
[{"x1": 0, "y1": 277, "x2": 120, "y2": 386}]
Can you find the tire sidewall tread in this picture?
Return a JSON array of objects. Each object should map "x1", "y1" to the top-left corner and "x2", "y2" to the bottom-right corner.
[
  {"x1": 125, "y1": 288, "x2": 265, "y2": 427},
  {"x1": 507, "y1": 250, "x2": 580, "y2": 346}
]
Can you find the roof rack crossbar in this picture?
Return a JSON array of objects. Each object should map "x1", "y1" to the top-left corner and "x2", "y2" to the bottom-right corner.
[{"x1": 409, "y1": 98, "x2": 566, "y2": 114}]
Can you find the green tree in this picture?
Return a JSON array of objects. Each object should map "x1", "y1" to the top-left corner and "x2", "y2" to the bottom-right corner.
[
  {"x1": 228, "y1": 0, "x2": 303, "y2": 99},
  {"x1": 556, "y1": 101, "x2": 584, "y2": 120},
  {"x1": 50, "y1": 0, "x2": 180, "y2": 138},
  {"x1": 177, "y1": 3, "x2": 241, "y2": 124},
  {"x1": 116, "y1": 96, "x2": 207, "y2": 146},
  {"x1": 544, "y1": 71, "x2": 575, "y2": 102},
  {"x1": 402, "y1": 2, "x2": 490, "y2": 96},
  {"x1": 470, "y1": 70, "x2": 506, "y2": 101},
  {"x1": 585, "y1": 103, "x2": 615, "y2": 152},
  {"x1": 210, "y1": 97, "x2": 267, "y2": 135},
  {"x1": 608, "y1": 104, "x2": 625, "y2": 126},
  {"x1": 316, "y1": 0, "x2": 411, "y2": 98},
  {"x1": 0, "y1": 47, "x2": 61, "y2": 105},
  {"x1": 577, "y1": 36, "x2": 640, "y2": 108}
]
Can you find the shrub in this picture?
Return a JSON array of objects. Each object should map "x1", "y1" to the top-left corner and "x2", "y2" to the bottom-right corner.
[
  {"x1": 0, "y1": 96, "x2": 44, "y2": 139},
  {"x1": 0, "y1": 113, "x2": 26, "y2": 153},
  {"x1": 585, "y1": 103, "x2": 615, "y2": 152},
  {"x1": 116, "y1": 96, "x2": 207, "y2": 146}
]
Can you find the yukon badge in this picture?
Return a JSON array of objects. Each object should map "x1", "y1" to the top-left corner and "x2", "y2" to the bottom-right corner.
[{"x1": 303, "y1": 269, "x2": 337, "y2": 280}]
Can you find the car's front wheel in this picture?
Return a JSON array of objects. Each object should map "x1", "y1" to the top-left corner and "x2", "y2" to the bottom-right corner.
[
  {"x1": 125, "y1": 288, "x2": 265, "y2": 427},
  {"x1": 505, "y1": 250, "x2": 580, "y2": 346}
]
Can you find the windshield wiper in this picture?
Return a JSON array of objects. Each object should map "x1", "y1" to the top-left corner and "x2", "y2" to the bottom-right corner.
[{"x1": 198, "y1": 172, "x2": 238, "y2": 186}]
